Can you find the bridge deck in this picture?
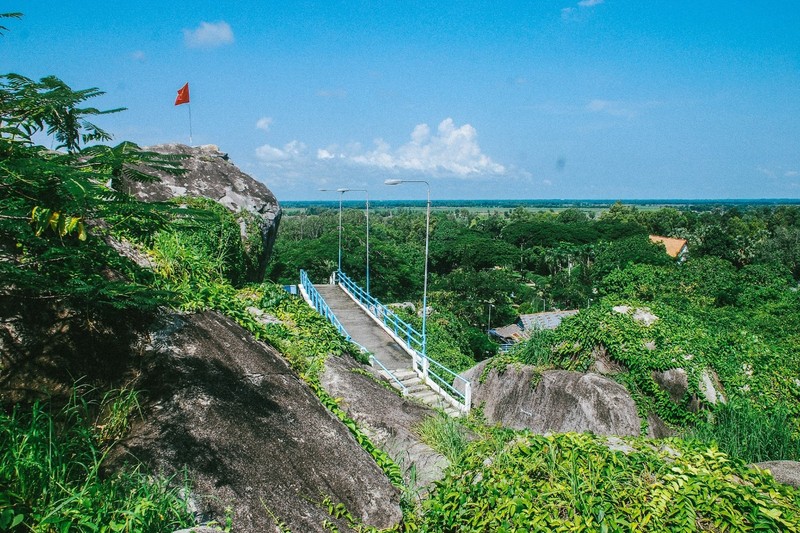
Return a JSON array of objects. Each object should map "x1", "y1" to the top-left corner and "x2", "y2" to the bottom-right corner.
[{"x1": 314, "y1": 284, "x2": 411, "y2": 370}]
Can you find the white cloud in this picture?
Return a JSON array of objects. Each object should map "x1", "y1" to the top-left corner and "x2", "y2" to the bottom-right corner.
[
  {"x1": 785, "y1": 170, "x2": 799, "y2": 178},
  {"x1": 130, "y1": 50, "x2": 146, "y2": 62},
  {"x1": 255, "y1": 140, "x2": 306, "y2": 163},
  {"x1": 563, "y1": 0, "x2": 603, "y2": 20},
  {"x1": 252, "y1": 119, "x2": 510, "y2": 197},
  {"x1": 347, "y1": 118, "x2": 505, "y2": 176},
  {"x1": 757, "y1": 167, "x2": 775, "y2": 178},
  {"x1": 183, "y1": 21, "x2": 234, "y2": 49},
  {"x1": 255, "y1": 117, "x2": 273, "y2": 132}
]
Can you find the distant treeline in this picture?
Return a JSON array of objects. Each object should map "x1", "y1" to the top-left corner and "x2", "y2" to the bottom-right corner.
[{"x1": 282, "y1": 198, "x2": 800, "y2": 210}]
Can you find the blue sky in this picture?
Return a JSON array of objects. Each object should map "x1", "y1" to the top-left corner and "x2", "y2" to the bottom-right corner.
[{"x1": 2, "y1": 1, "x2": 799, "y2": 201}]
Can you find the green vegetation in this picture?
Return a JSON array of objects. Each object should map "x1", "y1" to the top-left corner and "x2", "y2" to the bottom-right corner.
[
  {"x1": 270, "y1": 199, "x2": 800, "y2": 531},
  {"x1": 271, "y1": 201, "x2": 800, "y2": 457},
  {"x1": 422, "y1": 432, "x2": 800, "y2": 532},
  {"x1": 415, "y1": 412, "x2": 470, "y2": 464},
  {"x1": 0, "y1": 392, "x2": 193, "y2": 532},
  {"x1": 0, "y1": 73, "x2": 184, "y2": 312},
  {"x1": 686, "y1": 399, "x2": 800, "y2": 464},
  {"x1": 5, "y1": 12, "x2": 800, "y2": 532}
]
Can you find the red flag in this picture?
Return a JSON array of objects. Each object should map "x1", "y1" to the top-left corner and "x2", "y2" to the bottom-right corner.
[{"x1": 174, "y1": 83, "x2": 190, "y2": 106}]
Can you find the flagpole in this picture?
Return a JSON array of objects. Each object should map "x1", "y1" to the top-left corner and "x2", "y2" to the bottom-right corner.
[{"x1": 175, "y1": 82, "x2": 192, "y2": 145}]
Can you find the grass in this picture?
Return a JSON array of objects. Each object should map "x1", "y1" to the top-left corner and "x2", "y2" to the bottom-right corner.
[
  {"x1": 0, "y1": 391, "x2": 194, "y2": 532},
  {"x1": 685, "y1": 398, "x2": 800, "y2": 463},
  {"x1": 416, "y1": 412, "x2": 470, "y2": 464}
]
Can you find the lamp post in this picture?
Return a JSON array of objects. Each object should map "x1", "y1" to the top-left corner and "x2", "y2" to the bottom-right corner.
[
  {"x1": 487, "y1": 302, "x2": 495, "y2": 336},
  {"x1": 384, "y1": 179, "x2": 430, "y2": 362},
  {"x1": 319, "y1": 188, "x2": 344, "y2": 279},
  {"x1": 320, "y1": 188, "x2": 370, "y2": 292},
  {"x1": 340, "y1": 189, "x2": 370, "y2": 294}
]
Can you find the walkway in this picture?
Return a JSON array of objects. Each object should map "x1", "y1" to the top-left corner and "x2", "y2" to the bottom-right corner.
[
  {"x1": 315, "y1": 284, "x2": 410, "y2": 370},
  {"x1": 312, "y1": 283, "x2": 463, "y2": 417}
]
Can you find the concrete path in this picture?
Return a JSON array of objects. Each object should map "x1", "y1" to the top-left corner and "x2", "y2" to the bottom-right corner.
[
  {"x1": 314, "y1": 284, "x2": 411, "y2": 370},
  {"x1": 313, "y1": 283, "x2": 463, "y2": 417}
]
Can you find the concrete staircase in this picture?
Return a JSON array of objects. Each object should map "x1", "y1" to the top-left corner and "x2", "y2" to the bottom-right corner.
[{"x1": 381, "y1": 368, "x2": 463, "y2": 418}]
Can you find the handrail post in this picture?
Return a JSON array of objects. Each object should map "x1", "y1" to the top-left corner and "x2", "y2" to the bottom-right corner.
[{"x1": 464, "y1": 381, "x2": 472, "y2": 414}]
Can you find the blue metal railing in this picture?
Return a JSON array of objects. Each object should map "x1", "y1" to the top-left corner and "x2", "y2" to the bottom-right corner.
[
  {"x1": 336, "y1": 270, "x2": 471, "y2": 414},
  {"x1": 351, "y1": 340, "x2": 409, "y2": 396},
  {"x1": 300, "y1": 270, "x2": 409, "y2": 396},
  {"x1": 336, "y1": 271, "x2": 425, "y2": 353},
  {"x1": 299, "y1": 270, "x2": 350, "y2": 341}
]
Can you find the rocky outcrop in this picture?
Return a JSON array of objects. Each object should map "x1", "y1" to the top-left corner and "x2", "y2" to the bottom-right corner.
[
  {"x1": 125, "y1": 144, "x2": 281, "y2": 280},
  {"x1": 320, "y1": 355, "x2": 448, "y2": 492},
  {"x1": 652, "y1": 367, "x2": 726, "y2": 412},
  {"x1": 110, "y1": 311, "x2": 401, "y2": 532},
  {"x1": 460, "y1": 361, "x2": 641, "y2": 436}
]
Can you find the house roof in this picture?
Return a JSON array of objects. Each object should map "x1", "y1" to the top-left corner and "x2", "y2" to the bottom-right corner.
[
  {"x1": 519, "y1": 310, "x2": 579, "y2": 331},
  {"x1": 492, "y1": 310, "x2": 579, "y2": 343},
  {"x1": 492, "y1": 323, "x2": 525, "y2": 342},
  {"x1": 649, "y1": 235, "x2": 688, "y2": 258}
]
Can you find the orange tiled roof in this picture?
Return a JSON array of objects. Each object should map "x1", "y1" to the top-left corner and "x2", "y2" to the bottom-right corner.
[{"x1": 649, "y1": 235, "x2": 688, "y2": 258}]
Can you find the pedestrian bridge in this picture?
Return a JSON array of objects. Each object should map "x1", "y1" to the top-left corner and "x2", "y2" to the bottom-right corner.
[{"x1": 298, "y1": 270, "x2": 471, "y2": 416}]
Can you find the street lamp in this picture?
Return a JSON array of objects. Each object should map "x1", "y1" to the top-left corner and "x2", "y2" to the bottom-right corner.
[
  {"x1": 487, "y1": 302, "x2": 495, "y2": 336},
  {"x1": 341, "y1": 188, "x2": 370, "y2": 294},
  {"x1": 319, "y1": 188, "x2": 345, "y2": 278},
  {"x1": 320, "y1": 188, "x2": 370, "y2": 292},
  {"x1": 384, "y1": 179, "x2": 430, "y2": 361}
]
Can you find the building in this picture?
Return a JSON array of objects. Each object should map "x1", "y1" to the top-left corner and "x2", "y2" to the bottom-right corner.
[
  {"x1": 491, "y1": 309, "x2": 579, "y2": 345},
  {"x1": 649, "y1": 235, "x2": 688, "y2": 260}
]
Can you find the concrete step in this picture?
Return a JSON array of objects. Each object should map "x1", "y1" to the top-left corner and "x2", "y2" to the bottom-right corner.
[
  {"x1": 392, "y1": 369, "x2": 418, "y2": 380},
  {"x1": 413, "y1": 391, "x2": 442, "y2": 404}
]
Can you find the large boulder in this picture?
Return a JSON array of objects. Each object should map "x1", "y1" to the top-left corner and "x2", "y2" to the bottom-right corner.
[
  {"x1": 109, "y1": 311, "x2": 402, "y2": 532},
  {"x1": 125, "y1": 144, "x2": 281, "y2": 280},
  {"x1": 460, "y1": 361, "x2": 641, "y2": 436},
  {"x1": 320, "y1": 355, "x2": 448, "y2": 492}
]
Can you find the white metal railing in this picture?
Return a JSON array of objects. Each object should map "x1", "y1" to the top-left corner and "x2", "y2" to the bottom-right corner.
[
  {"x1": 299, "y1": 270, "x2": 409, "y2": 396},
  {"x1": 336, "y1": 270, "x2": 471, "y2": 414}
]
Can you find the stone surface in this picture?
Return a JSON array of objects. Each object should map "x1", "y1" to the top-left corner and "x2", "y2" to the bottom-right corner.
[
  {"x1": 125, "y1": 143, "x2": 281, "y2": 280},
  {"x1": 460, "y1": 360, "x2": 641, "y2": 436},
  {"x1": 646, "y1": 411, "x2": 676, "y2": 438},
  {"x1": 109, "y1": 310, "x2": 402, "y2": 532},
  {"x1": 612, "y1": 305, "x2": 659, "y2": 326},
  {"x1": 753, "y1": 461, "x2": 800, "y2": 488},
  {"x1": 699, "y1": 368, "x2": 726, "y2": 405},
  {"x1": 320, "y1": 355, "x2": 449, "y2": 493},
  {"x1": 590, "y1": 345, "x2": 627, "y2": 375},
  {"x1": 652, "y1": 368, "x2": 690, "y2": 404}
]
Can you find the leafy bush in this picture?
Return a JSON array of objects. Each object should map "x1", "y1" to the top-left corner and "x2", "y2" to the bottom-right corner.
[
  {"x1": 423, "y1": 432, "x2": 800, "y2": 532},
  {"x1": 0, "y1": 74, "x2": 184, "y2": 311},
  {"x1": 146, "y1": 197, "x2": 249, "y2": 286},
  {"x1": 416, "y1": 412, "x2": 470, "y2": 463}
]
